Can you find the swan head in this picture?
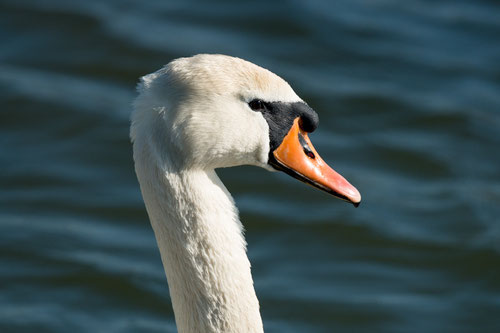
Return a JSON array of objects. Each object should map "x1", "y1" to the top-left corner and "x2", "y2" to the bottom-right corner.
[{"x1": 131, "y1": 54, "x2": 361, "y2": 205}]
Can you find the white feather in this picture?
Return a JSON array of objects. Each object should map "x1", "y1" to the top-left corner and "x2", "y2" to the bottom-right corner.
[{"x1": 131, "y1": 54, "x2": 301, "y2": 333}]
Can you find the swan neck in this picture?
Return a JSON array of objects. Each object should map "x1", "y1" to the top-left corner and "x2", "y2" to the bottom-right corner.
[{"x1": 134, "y1": 146, "x2": 263, "y2": 332}]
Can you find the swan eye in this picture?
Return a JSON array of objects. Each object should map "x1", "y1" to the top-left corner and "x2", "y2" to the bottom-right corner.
[{"x1": 248, "y1": 99, "x2": 265, "y2": 111}]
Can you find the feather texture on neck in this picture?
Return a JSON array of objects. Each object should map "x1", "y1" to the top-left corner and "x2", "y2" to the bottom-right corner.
[{"x1": 132, "y1": 119, "x2": 263, "y2": 333}]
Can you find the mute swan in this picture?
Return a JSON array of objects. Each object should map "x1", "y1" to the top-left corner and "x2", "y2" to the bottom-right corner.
[{"x1": 131, "y1": 54, "x2": 361, "y2": 333}]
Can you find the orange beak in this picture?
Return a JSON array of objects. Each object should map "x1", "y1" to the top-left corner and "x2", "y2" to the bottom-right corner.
[{"x1": 272, "y1": 118, "x2": 361, "y2": 206}]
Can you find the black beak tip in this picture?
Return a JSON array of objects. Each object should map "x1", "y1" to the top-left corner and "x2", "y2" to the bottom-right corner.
[{"x1": 352, "y1": 201, "x2": 360, "y2": 208}]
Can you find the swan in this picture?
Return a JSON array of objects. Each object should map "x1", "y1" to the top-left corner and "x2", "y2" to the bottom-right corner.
[{"x1": 130, "y1": 54, "x2": 361, "y2": 333}]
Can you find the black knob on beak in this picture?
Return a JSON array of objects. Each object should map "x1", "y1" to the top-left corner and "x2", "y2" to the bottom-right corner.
[{"x1": 295, "y1": 103, "x2": 319, "y2": 133}]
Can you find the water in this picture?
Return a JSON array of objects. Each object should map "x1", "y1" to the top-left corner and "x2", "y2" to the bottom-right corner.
[{"x1": 1, "y1": 0, "x2": 500, "y2": 332}]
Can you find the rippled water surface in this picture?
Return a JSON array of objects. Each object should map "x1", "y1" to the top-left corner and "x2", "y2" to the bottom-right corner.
[{"x1": 1, "y1": 0, "x2": 500, "y2": 332}]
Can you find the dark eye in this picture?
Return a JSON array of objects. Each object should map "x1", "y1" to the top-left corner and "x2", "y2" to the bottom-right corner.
[{"x1": 248, "y1": 99, "x2": 265, "y2": 111}]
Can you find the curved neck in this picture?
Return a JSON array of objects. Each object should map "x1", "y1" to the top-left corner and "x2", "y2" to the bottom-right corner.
[{"x1": 133, "y1": 138, "x2": 263, "y2": 333}]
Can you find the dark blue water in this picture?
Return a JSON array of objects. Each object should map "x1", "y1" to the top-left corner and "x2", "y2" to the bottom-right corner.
[{"x1": 1, "y1": 0, "x2": 500, "y2": 332}]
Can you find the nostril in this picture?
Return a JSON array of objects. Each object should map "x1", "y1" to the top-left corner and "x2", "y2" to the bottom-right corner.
[
  {"x1": 305, "y1": 149, "x2": 315, "y2": 159},
  {"x1": 298, "y1": 133, "x2": 316, "y2": 159}
]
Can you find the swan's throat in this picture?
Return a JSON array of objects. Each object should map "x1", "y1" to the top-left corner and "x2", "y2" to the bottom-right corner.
[{"x1": 136, "y1": 160, "x2": 263, "y2": 333}]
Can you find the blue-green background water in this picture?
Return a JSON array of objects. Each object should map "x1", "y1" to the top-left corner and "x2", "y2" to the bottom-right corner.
[{"x1": 1, "y1": 0, "x2": 500, "y2": 332}]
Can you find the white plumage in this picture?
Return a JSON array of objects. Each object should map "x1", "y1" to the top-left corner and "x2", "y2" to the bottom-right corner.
[{"x1": 131, "y1": 54, "x2": 360, "y2": 333}]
